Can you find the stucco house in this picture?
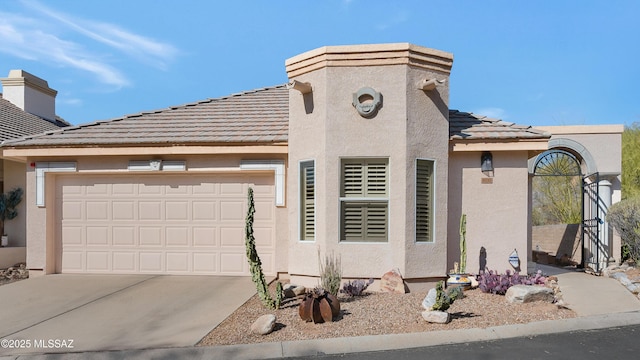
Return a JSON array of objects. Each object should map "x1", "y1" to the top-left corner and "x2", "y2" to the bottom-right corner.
[
  {"x1": 0, "y1": 44, "x2": 623, "y2": 288},
  {"x1": 0, "y1": 70, "x2": 68, "y2": 267}
]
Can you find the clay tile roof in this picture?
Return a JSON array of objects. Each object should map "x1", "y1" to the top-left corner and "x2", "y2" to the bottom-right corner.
[
  {"x1": 2, "y1": 85, "x2": 548, "y2": 147},
  {"x1": 3, "y1": 85, "x2": 289, "y2": 147},
  {"x1": 0, "y1": 94, "x2": 68, "y2": 142},
  {"x1": 448, "y1": 110, "x2": 550, "y2": 140}
]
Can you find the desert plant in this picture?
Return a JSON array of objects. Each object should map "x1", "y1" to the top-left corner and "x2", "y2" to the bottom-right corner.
[
  {"x1": 299, "y1": 287, "x2": 341, "y2": 323},
  {"x1": 607, "y1": 197, "x2": 640, "y2": 265},
  {"x1": 245, "y1": 187, "x2": 283, "y2": 309},
  {"x1": 431, "y1": 280, "x2": 464, "y2": 311},
  {"x1": 459, "y1": 213, "x2": 467, "y2": 273},
  {"x1": 0, "y1": 187, "x2": 23, "y2": 238},
  {"x1": 340, "y1": 278, "x2": 374, "y2": 297},
  {"x1": 477, "y1": 269, "x2": 547, "y2": 295},
  {"x1": 319, "y1": 250, "x2": 342, "y2": 296}
]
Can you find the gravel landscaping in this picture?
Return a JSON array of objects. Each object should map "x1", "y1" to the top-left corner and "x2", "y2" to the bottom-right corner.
[{"x1": 198, "y1": 281, "x2": 576, "y2": 347}]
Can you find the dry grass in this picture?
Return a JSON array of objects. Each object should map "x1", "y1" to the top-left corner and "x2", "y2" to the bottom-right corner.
[{"x1": 198, "y1": 282, "x2": 576, "y2": 347}]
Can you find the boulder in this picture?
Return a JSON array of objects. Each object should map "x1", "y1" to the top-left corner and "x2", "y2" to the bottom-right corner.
[
  {"x1": 283, "y1": 284, "x2": 306, "y2": 298},
  {"x1": 421, "y1": 288, "x2": 437, "y2": 310},
  {"x1": 611, "y1": 272, "x2": 633, "y2": 287},
  {"x1": 421, "y1": 310, "x2": 450, "y2": 324},
  {"x1": 250, "y1": 314, "x2": 276, "y2": 335},
  {"x1": 380, "y1": 268, "x2": 407, "y2": 294},
  {"x1": 505, "y1": 285, "x2": 554, "y2": 304}
]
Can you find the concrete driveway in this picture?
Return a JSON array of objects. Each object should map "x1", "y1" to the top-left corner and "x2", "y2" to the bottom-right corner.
[{"x1": 0, "y1": 274, "x2": 256, "y2": 355}]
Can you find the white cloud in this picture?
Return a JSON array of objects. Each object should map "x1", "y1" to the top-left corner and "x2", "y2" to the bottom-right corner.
[
  {"x1": 473, "y1": 107, "x2": 508, "y2": 120},
  {"x1": 0, "y1": 1, "x2": 179, "y2": 88},
  {"x1": 0, "y1": 15, "x2": 130, "y2": 88},
  {"x1": 22, "y1": 0, "x2": 178, "y2": 69}
]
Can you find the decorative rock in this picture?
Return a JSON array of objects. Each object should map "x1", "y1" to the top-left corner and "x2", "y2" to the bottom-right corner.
[
  {"x1": 505, "y1": 285, "x2": 554, "y2": 304},
  {"x1": 380, "y1": 268, "x2": 407, "y2": 294},
  {"x1": 611, "y1": 272, "x2": 633, "y2": 287},
  {"x1": 421, "y1": 310, "x2": 450, "y2": 324},
  {"x1": 421, "y1": 288, "x2": 437, "y2": 310},
  {"x1": 469, "y1": 275, "x2": 479, "y2": 289},
  {"x1": 283, "y1": 284, "x2": 306, "y2": 298},
  {"x1": 250, "y1": 314, "x2": 276, "y2": 335}
]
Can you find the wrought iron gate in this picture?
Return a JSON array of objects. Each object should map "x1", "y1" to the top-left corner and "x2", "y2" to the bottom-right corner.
[{"x1": 582, "y1": 173, "x2": 602, "y2": 272}]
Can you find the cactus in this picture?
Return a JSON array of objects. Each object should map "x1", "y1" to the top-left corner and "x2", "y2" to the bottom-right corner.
[
  {"x1": 245, "y1": 187, "x2": 276, "y2": 309},
  {"x1": 431, "y1": 280, "x2": 463, "y2": 311},
  {"x1": 459, "y1": 214, "x2": 467, "y2": 274}
]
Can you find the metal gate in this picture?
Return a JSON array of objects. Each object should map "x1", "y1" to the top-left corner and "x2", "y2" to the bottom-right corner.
[{"x1": 582, "y1": 172, "x2": 603, "y2": 272}]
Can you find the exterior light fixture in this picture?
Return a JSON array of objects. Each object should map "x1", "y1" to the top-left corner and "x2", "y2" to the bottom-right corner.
[{"x1": 481, "y1": 152, "x2": 493, "y2": 176}]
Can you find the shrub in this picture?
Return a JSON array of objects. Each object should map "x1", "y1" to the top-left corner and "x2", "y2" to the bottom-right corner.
[
  {"x1": 607, "y1": 197, "x2": 640, "y2": 266},
  {"x1": 340, "y1": 278, "x2": 374, "y2": 297},
  {"x1": 477, "y1": 269, "x2": 547, "y2": 295},
  {"x1": 319, "y1": 251, "x2": 342, "y2": 296}
]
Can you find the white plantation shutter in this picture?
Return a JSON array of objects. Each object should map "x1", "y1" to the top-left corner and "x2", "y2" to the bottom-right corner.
[
  {"x1": 340, "y1": 159, "x2": 388, "y2": 242},
  {"x1": 416, "y1": 159, "x2": 434, "y2": 242},
  {"x1": 300, "y1": 161, "x2": 315, "y2": 240}
]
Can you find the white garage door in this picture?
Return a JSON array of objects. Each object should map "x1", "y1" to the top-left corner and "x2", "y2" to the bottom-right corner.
[{"x1": 56, "y1": 174, "x2": 275, "y2": 275}]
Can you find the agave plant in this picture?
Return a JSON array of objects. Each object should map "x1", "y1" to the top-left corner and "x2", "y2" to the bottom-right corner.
[{"x1": 298, "y1": 287, "x2": 341, "y2": 323}]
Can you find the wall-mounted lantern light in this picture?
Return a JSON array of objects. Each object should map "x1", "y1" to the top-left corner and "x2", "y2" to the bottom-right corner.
[{"x1": 481, "y1": 152, "x2": 493, "y2": 176}]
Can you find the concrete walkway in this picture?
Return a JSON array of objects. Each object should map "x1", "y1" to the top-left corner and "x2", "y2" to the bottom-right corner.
[
  {"x1": 536, "y1": 264, "x2": 640, "y2": 316},
  {"x1": 0, "y1": 275, "x2": 256, "y2": 356}
]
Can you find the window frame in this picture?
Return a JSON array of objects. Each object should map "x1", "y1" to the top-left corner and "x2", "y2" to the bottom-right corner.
[
  {"x1": 339, "y1": 157, "x2": 389, "y2": 243},
  {"x1": 415, "y1": 158, "x2": 436, "y2": 243}
]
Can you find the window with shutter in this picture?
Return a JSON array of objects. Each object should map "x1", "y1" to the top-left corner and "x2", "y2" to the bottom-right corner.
[
  {"x1": 340, "y1": 159, "x2": 388, "y2": 242},
  {"x1": 300, "y1": 160, "x2": 315, "y2": 241},
  {"x1": 416, "y1": 159, "x2": 434, "y2": 242}
]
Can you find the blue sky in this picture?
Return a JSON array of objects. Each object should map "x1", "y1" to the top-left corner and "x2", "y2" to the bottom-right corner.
[{"x1": 1, "y1": 0, "x2": 639, "y2": 126}]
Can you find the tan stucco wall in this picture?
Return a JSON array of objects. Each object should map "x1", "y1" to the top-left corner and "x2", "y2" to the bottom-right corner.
[
  {"x1": 24, "y1": 154, "x2": 288, "y2": 273},
  {"x1": 448, "y1": 151, "x2": 531, "y2": 274},
  {"x1": 2, "y1": 159, "x2": 27, "y2": 247},
  {"x1": 286, "y1": 44, "x2": 452, "y2": 280}
]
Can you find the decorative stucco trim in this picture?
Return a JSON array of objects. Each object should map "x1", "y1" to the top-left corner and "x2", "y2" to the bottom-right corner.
[
  {"x1": 285, "y1": 43, "x2": 454, "y2": 78},
  {"x1": 527, "y1": 138, "x2": 598, "y2": 175},
  {"x1": 240, "y1": 160, "x2": 285, "y2": 207},
  {"x1": 35, "y1": 162, "x2": 76, "y2": 207}
]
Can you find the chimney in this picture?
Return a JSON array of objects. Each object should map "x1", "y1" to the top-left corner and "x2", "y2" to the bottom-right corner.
[{"x1": 1, "y1": 69, "x2": 58, "y2": 121}]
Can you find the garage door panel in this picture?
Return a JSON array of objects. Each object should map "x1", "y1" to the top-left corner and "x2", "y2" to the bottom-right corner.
[
  {"x1": 58, "y1": 174, "x2": 275, "y2": 275},
  {"x1": 113, "y1": 227, "x2": 135, "y2": 246},
  {"x1": 139, "y1": 227, "x2": 162, "y2": 246},
  {"x1": 87, "y1": 226, "x2": 109, "y2": 246},
  {"x1": 166, "y1": 201, "x2": 189, "y2": 220},
  {"x1": 113, "y1": 252, "x2": 136, "y2": 271},
  {"x1": 220, "y1": 201, "x2": 244, "y2": 221},
  {"x1": 166, "y1": 252, "x2": 189, "y2": 272},
  {"x1": 139, "y1": 201, "x2": 162, "y2": 220},
  {"x1": 112, "y1": 201, "x2": 135, "y2": 220},
  {"x1": 192, "y1": 201, "x2": 216, "y2": 220},
  {"x1": 86, "y1": 252, "x2": 109, "y2": 271},
  {"x1": 166, "y1": 227, "x2": 189, "y2": 246},
  {"x1": 193, "y1": 253, "x2": 217, "y2": 272},
  {"x1": 193, "y1": 227, "x2": 216, "y2": 247},
  {"x1": 140, "y1": 252, "x2": 163, "y2": 272}
]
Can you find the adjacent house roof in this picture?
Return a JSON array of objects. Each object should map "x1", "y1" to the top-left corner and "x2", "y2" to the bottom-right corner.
[
  {"x1": 1, "y1": 85, "x2": 548, "y2": 148},
  {"x1": 0, "y1": 94, "x2": 69, "y2": 142},
  {"x1": 449, "y1": 110, "x2": 550, "y2": 140},
  {"x1": 3, "y1": 86, "x2": 289, "y2": 147}
]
